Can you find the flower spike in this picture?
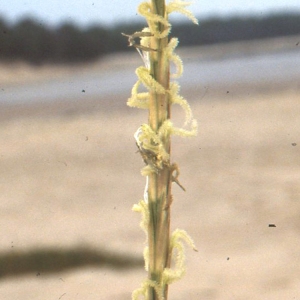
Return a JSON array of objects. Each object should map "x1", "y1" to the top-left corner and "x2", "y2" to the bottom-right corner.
[{"x1": 127, "y1": 1, "x2": 199, "y2": 299}]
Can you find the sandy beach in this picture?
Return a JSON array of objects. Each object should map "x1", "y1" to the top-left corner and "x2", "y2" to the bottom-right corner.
[{"x1": 1, "y1": 55, "x2": 300, "y2": 299}]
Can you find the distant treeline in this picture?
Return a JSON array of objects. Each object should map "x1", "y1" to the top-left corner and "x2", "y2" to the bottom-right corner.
[{"x1": 0, "y1": 12, "x2": 300, "y2": 65}]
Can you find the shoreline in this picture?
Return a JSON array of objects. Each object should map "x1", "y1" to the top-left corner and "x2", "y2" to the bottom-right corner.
[
  {"x1": 1, "y1": 82, "x2": 299, "y2": 123},
  {"x1": 1, "y1": 34, "x2": 300, "y2": 88}
]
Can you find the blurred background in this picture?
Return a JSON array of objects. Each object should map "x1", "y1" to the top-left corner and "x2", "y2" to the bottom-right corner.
[
  {"x1": 1, "y1": 1, "x2": 300, "y2": 65},
  {"x1": 1, "y1": 1, "x2": 300, "y2": 299}
]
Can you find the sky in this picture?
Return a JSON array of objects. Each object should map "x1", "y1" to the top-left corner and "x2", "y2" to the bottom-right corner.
[{"x1": 1, "y1": 0, "x2": 300, "y2": 27}]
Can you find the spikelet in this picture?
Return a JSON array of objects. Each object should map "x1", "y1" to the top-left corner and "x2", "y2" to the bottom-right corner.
[{"x1": 138, "y1": 2, "x2": 171, "y2": 38}]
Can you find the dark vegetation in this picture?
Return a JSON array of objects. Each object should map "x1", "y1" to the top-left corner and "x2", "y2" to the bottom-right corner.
[
  {"x1": 0, "y1": 246, "x2": 143, "y2": 279},
  {"x1": 0, "y1": 12, "x2": 300, "y2": 64}
]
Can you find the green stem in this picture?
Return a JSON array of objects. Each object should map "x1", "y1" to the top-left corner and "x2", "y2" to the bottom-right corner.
[{"x1": 147, "y1": 0, "x2": 171, "y2": 299}]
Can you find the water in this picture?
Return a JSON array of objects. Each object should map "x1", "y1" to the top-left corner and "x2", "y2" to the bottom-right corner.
[
  {"x1": 181, "y1": 49, "x2": 300, "y2": 88},
  {"x1": 1, "y1": 49, "x2": 300, "y2": 105},
  {"x1": 0, "y1": 67, "x2": 137, "y2": 105}
]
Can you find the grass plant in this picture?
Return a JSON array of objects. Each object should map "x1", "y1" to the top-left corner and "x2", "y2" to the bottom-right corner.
[{"x1": 124, "y1": 1, "x2": 198, "y2": 299}]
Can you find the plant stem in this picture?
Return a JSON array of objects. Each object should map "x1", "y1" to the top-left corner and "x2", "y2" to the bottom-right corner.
[{"x1": 148, "y1": 0, "x2": 171, "y2": 299}]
